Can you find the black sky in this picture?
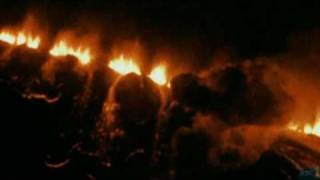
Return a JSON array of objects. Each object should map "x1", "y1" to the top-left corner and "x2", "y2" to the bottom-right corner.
[{"x1": 0, "y1": 0, "x2": 319, "y2": 59}]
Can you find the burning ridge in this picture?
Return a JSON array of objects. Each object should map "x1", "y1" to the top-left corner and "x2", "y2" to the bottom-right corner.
[{"x1": 0, "y1": 16, "x2": 320, "y2": 180}]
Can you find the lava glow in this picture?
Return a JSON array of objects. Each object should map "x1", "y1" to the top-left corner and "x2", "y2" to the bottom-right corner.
[
  {"x1": 288, "y1": 116, "x2": 320, "y2": 137},
  {"x1": 148, "y1": 65, "x2": 167, "y2": 86},
  {"x1": 108, "y1": 55, "x2": 141, "y2": 75},
  {"x1": 0, "y1": 31, "x2": 40, "y2": 49},
  {"x1": 49, "y1": 41, "x2": 92, "y2": 65}
]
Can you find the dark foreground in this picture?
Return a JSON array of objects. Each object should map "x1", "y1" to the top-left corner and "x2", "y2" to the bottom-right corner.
[{"x1": 0, "y1": 75, "x2": 319, "y2": 180}]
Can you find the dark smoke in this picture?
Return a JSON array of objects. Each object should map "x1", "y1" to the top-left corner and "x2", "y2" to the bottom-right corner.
[
  {"x1": 169, "y1": 63, "x2": 290, "y2": 126},
  {"x1": 171, "y1": 73, "x2": 213, "y2": 112}
]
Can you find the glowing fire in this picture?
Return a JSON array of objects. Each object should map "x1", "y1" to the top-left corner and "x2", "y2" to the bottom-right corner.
[
  {"x1": 288, "y1": 117, "x2": 320, "y2": 137},
  {"x1": 0, "y1": 31, "x2": 40, "y2": 49},
  {"x1": 108, "y1": 55, "x2": 141, "y2": 75},
  {"x1": 313, "y1": 121, "x2": 320, "y2": 136},
  {"x1": 148, "y1": 65, "x2": 167, "y2": 86},
  {"x1": 49, "y1": 41, "x2": 91, "y2": 65},
  {"x1": 287, "y1": 122, "x2": 299, "y2": 132},
  {"x1": 26, "y1": 35, "x2": 40, "y2": 49},
  {"x1": 0, "y1": 32, "x2": 16, "y2": 44}
]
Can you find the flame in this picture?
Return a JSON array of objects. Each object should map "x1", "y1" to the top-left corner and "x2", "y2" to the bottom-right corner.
[
  {"x1": 304, "y1": 124, "x2": 313, "y2": 135},
  {"x1": 16, "y1": 32, "x2": 26, "y2": 45},
  {"x1": 0, "y1": 31, "x2": 16, "y2": 44},
  {"x1": 26, "y1": 35, "x2": 40, "y2": 49},
  {"x1": 0, "y1": 30, "x2": 40, "y2": 49},
  {"x1": 313, "y1": 120, "x2": 320, "y2": 136},
  {"x1": 288, "y1": 122, "x2": 299, "y2": 131},
  {"x1": 49, "y1": 41, "x2": 91, "y2": 65},
  {"x1": 148, "y1": 65, "x2": 167, "y2": 86},
  {"x1": 108, "y1": 55, "x2": 141, "y2": 75},
  {"x1": 287, "y1": 116, "x2": 320, "y2": 137}
]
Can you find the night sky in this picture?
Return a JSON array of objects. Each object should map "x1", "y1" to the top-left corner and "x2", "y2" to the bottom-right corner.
[{"x1": 0, "y1": 0, "x2": 319, "y2": 61}]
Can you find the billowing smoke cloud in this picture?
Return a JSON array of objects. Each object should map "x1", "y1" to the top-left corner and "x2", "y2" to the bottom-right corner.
[
  {"x1": 170, "y1": 61, "x2": 290, "y2": 126},
  {"x1": 167, "y1": 60, "x2": 290, "y2": 169},
  {"x1": 166, "y1": 30, "x2": 320, "y2": 169}
]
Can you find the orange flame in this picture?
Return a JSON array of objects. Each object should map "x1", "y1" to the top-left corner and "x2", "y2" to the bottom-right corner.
[
  {"x1": 26, "y1": 35, "x2": 40, "y2": 49},
  {"x1": 0, "y1": 30, "x2": 40, "y2": 49},
  {"x1": 49, "y1": 41, "x2": 91, "y2": 65},
  {"x1": 16, "y1": 32, "x2": 26, "y2": 45},
  {"x1": 287, "y1": 122, "x2": 299, "y2": 132},
  {"x1": 313, "y1": 121, "x2": 320, "y2": 136},
  {"x1": 108, "y1": 55, "x2": 141, "y2": 75},
  {"x1": 287, "y1": 116, "x2": 320, "y2": 137},
  {"x1": 304, "y1": 124, "x2": 313, "y2": 135},
  {"x1": 148, "y1": 65, "x2": 167, "y2": 86},
  {"x1": 0, "y1": 31, "x2": 16, "y2": 44}
]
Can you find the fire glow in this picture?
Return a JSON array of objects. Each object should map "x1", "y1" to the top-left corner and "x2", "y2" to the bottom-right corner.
[
  {"x1": 108, "y1": 55, "x2": 141, "y2": 75},
  {"x1": 0, "y1": 30, "x2": 40, "y2": 49},
  {"x1": 288, "y1": 117, "x2": 320, "y2": 137},
  {"x1": 148, "y1": 65, "x2": 167, "y2": 86},
  {"x1": 49, "y1": 41, "x2": 92, "y2": 65}
]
